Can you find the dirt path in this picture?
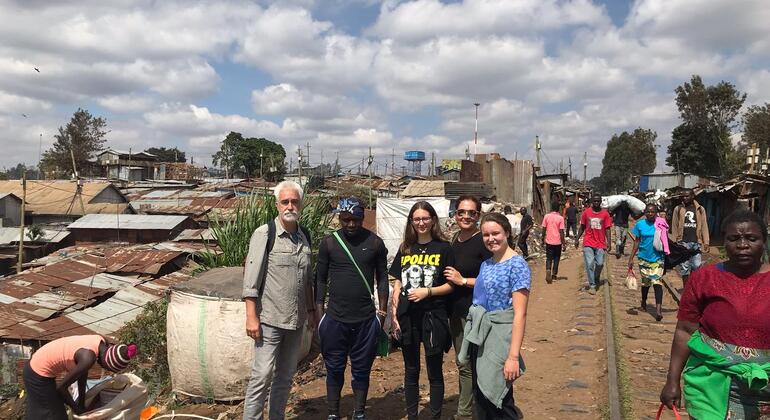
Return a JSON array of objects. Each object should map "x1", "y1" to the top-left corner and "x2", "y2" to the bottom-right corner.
[{"x1": 283, "y1": 249, "x2": 609, "y2": 419}]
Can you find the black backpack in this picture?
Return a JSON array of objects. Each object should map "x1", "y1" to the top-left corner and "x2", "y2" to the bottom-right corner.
[{"x1": 255, "y1": 219, "x2": 312, "y2": 297}]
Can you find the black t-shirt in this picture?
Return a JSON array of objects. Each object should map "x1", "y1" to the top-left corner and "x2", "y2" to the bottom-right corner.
[
  {"x1": 612, "y1": 204, "x2": 631, "y2": 228},
  {"x1": 520, "y1": 214, "x2": 534, "y2": 234},
  {"x1": 315, "y1": 229, "x2": 389, "y2": 323},
  {"x1": 449, "y1": 232, "x2": 493, "y2": 318},
  {"x1": 388, "y1": 240, "x2": 455, "y2": 314},
  {"x1": 682, "y1": 204, "x2": 698, "y2": 243},
  {"x1": 566, "y1": 206, "x2": 578, "y2": 222}
]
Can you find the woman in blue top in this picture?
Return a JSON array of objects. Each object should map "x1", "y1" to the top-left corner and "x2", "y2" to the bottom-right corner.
[
  {"x1": 628, "y1": 203, "x2": 665, "y2": 321},
  {"x1": 471, "y1": 213, "x2": 531, "y2": 419}
]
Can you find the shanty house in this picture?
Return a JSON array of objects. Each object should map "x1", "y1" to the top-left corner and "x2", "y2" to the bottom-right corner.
[
  {"x1": 97, "y1": 149, "x2": 159, "y2": 181},
  {"x1": 0, "y1": 192, "x2": 22, "y2": 227},
  {"x1": 67, "y1": 214, "x2": 197, "y2": 243},
  {"x1": 0, "y1": 181, "x2": 132, "y2": 225}
]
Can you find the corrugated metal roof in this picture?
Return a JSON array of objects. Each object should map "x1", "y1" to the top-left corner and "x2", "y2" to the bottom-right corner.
[
  {"x1": 67, "y1": 214, "x2": 189, "y2": 230},
  {"x1": 172, "y1": 228, "x2": 215, "y2": 242},
  {"x1": 0, "y1": 192, "x2": 21, "y2": 201},
  {"x1": 444, "y1": 182, "x2": 496, "y2": 200},
  {"x1": 401, "y1": 180, "x2": 446, "y2": 197},
  {"x1": 0, "y1": 242, "x2": 194, "y2": 341},
  {"x1": 0, "y1": 181, "x2": 130, "y2": 216},
  {"x1": 0, "y1": 228, "x2": 71, "y2": 245}
]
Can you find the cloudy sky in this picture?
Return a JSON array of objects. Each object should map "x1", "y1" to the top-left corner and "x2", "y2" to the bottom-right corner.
[{"x1": 1, "y1": 0, "x2": 769, "y2": 177}]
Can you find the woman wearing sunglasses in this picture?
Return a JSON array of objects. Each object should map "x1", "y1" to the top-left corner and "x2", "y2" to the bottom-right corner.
[
  {"x1": 443, "y1": 195, "x2": 492, "y2": 419},
  {"x1": 390, "y1": 201, "x2": 455, "y2": 420}
]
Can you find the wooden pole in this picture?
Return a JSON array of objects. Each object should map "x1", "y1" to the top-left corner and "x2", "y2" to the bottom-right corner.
[{"x1": 17, "y1": 171, "x2": 26, "y2": 274}]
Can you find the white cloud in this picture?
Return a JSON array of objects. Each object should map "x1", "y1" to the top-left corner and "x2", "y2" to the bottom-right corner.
[
  {"x1": 234, "y1": 6, "x2": 377, "y2": 91},
  {"x1": 97, "y1": 94, "x2": 156, "y2": 114},
  {"x1": 370, "y1": 0, "x2": 609, "y2": 42}
]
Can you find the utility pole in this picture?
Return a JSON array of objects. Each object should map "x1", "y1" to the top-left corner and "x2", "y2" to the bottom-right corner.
[
  {"x1": 569, "y1": 157, "x2": 573, "y2": 180},
  {"x1": 368, "y1": 147, "x2": 374, "y2": 207},
  {"x1": 297, "y1": 146, "x2": 303, "y2": 188},
  {"x1": 473, "y1": 103, "x2": 480, "y2": 156},
  {"x1": 465, "y1": 144, "x2": 470, "y2": 161},
  {"x1": 306, "y1": 142, "x2": 311, "y2": 167},
  {"x1": 259, "y1": 148, "x2": 264, "y2": 179},
  {"x1": 335, "y1": 151, "x2": 339, "y2": 176},
  {"x1": 583, "y1": 152, "x2": 588, "y2": 188},
  {"x1": 391, "y1": 149, "x2": 396, "y2": 176},
  {"x1": 430, "y1": 152, "x2": 436, "y2": 177},
  {"x1": 38, "y1": 133, "x2": 42, "y2": 179},
  {"x1": 17, "y1": 171, "x2": 26, "y2": 274},
  {"x1": 535, "y1": 135, "x2": 542, "y2": 174},
  {"x1": 69, "y1": 141, "x2": 86, "y2": 214}
]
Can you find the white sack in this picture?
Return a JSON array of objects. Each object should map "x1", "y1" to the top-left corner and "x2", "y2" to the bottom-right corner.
[
  {"x1": 166, "y1": 290, "x2": 312, "y2": 400},
  {"x1": 602, "y1": 195, "x2": 646, "y2": 215},
  {"x1": 73, "y1": 373, "x2": 147, "y2": 420}
]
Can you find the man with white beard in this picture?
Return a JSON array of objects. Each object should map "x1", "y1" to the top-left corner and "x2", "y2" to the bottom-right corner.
[{"x1": 242, "y1": 181, "x2": 318, "y2": 420}]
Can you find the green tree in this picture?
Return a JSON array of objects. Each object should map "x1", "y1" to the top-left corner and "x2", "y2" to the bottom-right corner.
[
  {"x1": 3, "y1": 163, "x2": 38, "y2": 180},
  {"x1": 40, "y1": 108, "x2": 107, "y2": 178},
  {"x1": 666, "y1": 75, "x2": 746, "y2": 178},
  {"x1": 599, "y1": 128, "x2": 657, "y2": 193},
  {"x1": 742, "y1": 103, "x2": 770, "y2": 154},
  {"x1": 145, "y1": 146, "x2": 186, "y2": 163},
  {"x1": 211, "y1": 132, "x2": 286, "y2": 181}
]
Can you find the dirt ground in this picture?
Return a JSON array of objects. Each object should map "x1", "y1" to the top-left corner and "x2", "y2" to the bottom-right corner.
[
  {"x1": 279, "y1": 246, "x2": 609, "y2": 420},
  {"x1": 607, "y1": 241, "x2": 720, "y2": 420},
  {"x1": 0, "y1": 248, "x2": 615, "y2": 420}
]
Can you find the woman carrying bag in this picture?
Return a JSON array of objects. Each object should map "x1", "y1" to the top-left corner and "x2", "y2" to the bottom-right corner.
[{"x1": 389, "y1": 201, "x2": 455, "y2": 420}]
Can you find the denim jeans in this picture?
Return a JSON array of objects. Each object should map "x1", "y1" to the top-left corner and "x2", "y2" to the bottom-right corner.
[
  {"x1": 677, "y1": 242, "x2": 702, "y2": 276},
  {"x1": 583, "y1": 247, "x2": 605, "y2": 288}
]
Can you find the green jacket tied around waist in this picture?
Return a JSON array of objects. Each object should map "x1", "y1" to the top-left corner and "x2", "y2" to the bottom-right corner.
[
  {"x1": 458, "y1": 304, "x2": 525, "y2": 409},
  {"x1": 683, "y1": 330, "x2": 770, "y2": 420}
]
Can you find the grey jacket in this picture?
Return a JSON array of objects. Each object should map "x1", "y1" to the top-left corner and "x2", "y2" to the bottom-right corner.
[{"x1": 458, "y1": 304, "x2": 525, "y2": 409}]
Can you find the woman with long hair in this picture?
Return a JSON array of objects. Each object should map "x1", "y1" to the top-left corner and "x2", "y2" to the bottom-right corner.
[
  {"x1": 459, "y1": 212, "x2": 530, "y2": 419},
  {"x1": 444, "y1": 195, "x2": 493, "y2": 419},
  {"x1": 389, "y1": 201, "x2": 455, "y2": 420}
]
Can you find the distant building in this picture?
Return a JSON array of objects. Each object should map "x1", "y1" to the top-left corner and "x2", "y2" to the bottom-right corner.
[
  {"x1": 0, "y1": 181, "x2": 132, "y2": 224},
  {"x1": 97, "y1": 149, "x2": 159, "y2": 181},
  {"x1": 0, "y1": 193, "x2": 22, "y2": 227},
  {"x1": 67, "y1": 214, "x2": 197, "y2": 243}
]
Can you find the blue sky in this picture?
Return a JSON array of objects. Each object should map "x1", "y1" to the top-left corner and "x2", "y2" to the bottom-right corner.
[{"x1": 1, "y1": 0, "x2": 769, "y2": 177}]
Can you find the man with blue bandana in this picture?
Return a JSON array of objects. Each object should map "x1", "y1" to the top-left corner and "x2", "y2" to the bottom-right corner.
[{"x1": 316, "y1": 197, "x2": 389, "y2": 420}]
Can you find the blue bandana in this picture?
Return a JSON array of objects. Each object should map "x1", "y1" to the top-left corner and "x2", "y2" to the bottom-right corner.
[{"x1": 334, "y1": 197, "x2": 365, "y2": 219}]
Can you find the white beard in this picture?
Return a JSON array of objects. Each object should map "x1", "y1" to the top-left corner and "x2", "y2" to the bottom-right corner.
[{"x1": 281, "y1": 211, "x2": 299, "y2": 222}]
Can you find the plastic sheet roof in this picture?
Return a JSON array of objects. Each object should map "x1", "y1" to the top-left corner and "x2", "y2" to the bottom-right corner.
[{"x1": 68, "y1": 214, "x2": 190, "y2": 230}]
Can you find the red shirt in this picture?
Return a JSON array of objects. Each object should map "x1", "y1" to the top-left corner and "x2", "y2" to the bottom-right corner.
[
  {"x1": 678, "y1": 263, "x2": 770, "y2": 349},
  {"x1": 579, "y1": 208, "x2": 612, "y2": 249}
]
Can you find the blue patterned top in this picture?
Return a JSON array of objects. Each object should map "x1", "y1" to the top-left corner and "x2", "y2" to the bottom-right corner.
[{"x1": 473, "y1": 255, "x2": 531, "y2": 311}]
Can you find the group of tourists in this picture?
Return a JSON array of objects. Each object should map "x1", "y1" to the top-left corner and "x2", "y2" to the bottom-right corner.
[
  {"x1": 243, "y1": 181, "x2": 531, "y2": 419},
  {"x1": 22, "y1": 180, "x2": 770, "y2": 420}
]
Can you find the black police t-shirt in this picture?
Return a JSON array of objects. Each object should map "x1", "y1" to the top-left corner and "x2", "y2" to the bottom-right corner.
[
  {"x1": 449, "y1": 232, "x2": 493, "y2": 318},
  {"x1": 388, "y1": 240, "x2": 455, "y2": 313}
]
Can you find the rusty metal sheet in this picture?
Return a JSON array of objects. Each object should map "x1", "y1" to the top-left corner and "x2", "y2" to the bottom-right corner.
[
  {"x1": 104, "y1": 249, "x2": 183, "y2": 275},
  {"x1": 41, "y1": 260, "x2": 104, "y2": 282},
  {"x1": 0, "y1": 280, "x2": 50, "y2": 299},
  {"x1": 19, "y1": 272, "x2": 70, "y2": 288}
]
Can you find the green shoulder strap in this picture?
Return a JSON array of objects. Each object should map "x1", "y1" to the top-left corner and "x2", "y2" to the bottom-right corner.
[{"x1": 332, "y1": 231, "x2": 375, "y2": 304}]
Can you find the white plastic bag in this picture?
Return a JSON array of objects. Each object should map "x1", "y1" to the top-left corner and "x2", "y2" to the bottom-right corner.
[
  {"x1": 73, "y1": 373, "x2": 148, "y2": 420},
  {"x1": 625, "y1": 269, "x2": 638, "y2": 290}
]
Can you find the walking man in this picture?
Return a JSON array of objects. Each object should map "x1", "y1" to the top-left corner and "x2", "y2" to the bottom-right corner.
[
  {"x1": 575, "y1": 194, "x2": 612, "y2": 295},
  {"x1": 243, "y1": 181, "x2": 317, "y2": 420},
  {"x1": 564, "y1": 197, "x2": 578, "y2": 238},
  {"x1": 611, "y1": 201, "x2": 631, "y2": 258},
  {"x1": 542, "y1": 200, "x2": 566, "y2": 283},
  {"x1": 670, "y1": 189, "x2": 709, "y2": 287},
  {"x1": 316, "y1": 197, "x2": 389, "y2": 420},
  {"x1": 517, "y1": 207, "x2": 534, "y2": 259}
]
